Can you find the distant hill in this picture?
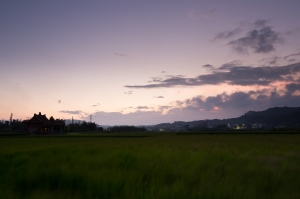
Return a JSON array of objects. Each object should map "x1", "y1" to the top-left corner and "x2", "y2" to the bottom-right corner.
[
  {"x1": 153, "y1": 107, "x2": 300, "y2": 130},
  {"x1": 243, "y1": 107, "x2": 300, "y2": 127}
]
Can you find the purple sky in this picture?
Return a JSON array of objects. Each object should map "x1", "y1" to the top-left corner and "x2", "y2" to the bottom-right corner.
[{"x1": 1, "y1": 0, "x2": 300, "y2": 125}]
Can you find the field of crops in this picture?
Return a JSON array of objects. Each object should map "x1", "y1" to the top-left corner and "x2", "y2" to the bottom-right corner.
[{"x1": 0, "y1": 133, "x2": 300, "y2": 199}]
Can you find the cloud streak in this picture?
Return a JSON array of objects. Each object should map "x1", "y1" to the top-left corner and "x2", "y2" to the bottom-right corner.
[
  {"x1": 59, "y1": 110, "x2": 83, "y2": 115},
  {"x1": 136, "y1": 106, "x2": 149, "y2": 109},
  {"x1": 92, "y1": 103, "x2": 101, "y2": 107},
  {"x1": 114, "y1": 53, "x2": 126, "y2": 57},
  {"x1": 124, "y1": 91, "x2": 133, "y2": 94},
  {"x1": 213, "y1": 28, "x2": 241, "y2": 41}
]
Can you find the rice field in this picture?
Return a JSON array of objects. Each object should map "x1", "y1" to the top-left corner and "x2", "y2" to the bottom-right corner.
[{"x1": 0, "y1": 133, "x2": 299, "y2": 199}]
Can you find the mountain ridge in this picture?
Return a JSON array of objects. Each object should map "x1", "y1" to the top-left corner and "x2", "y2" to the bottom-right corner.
[{"x1": 152, "y1": 107, "x2": 300, "y2": 130}]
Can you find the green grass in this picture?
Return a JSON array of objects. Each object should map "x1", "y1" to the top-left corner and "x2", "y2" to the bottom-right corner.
[{"x1": 0, "y1": 133, "x2": 300, "y2": 198}]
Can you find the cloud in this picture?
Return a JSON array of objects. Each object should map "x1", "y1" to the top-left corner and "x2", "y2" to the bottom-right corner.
[
  {"x1": 161, "y1": 71, "x2": 166, "y2": 73},
  {"x1": 58, "y1": 100, "x2": 61, "y2": 103},
  {"x1": 124, "y1": 62, "x2": 300, "y2": 89},
  {"x1": 155, "y1": 96, "x2": 164, "y2": 99},
  {"x1": 212, "y1": 28, "x2": 241, "y2": 41},
  {"x1": 88, "y1": 83, "x2": 300, "y2": 125},
  {"x1": 114, "y1": 53, "x2": 126, "y2": 57},
  {"x1": 124, "y1": 91, "x2": 133, "y2": 94},
  {"x1": 202, "y1": 64, "x2": 215, "y2": 71},
  {"x1": 136, "y1": 106, "x2": 149, "y2": 109},
  {"x1": 259, "y1": 51, "x2": 300, "y2": 66},
  {"x1": 286, "y1": 27, "x2": 300, "y2": 36},
  {"x1": 284, "y1": 51, "x2": 300, "y2": 60},
  {"x1": 181, "y1": 83, "x2": 300, "y2": 112},
  {"x1": 260, "y1": 56, "x2": 283, "y2": 66},
  {"x1": 227, "y1": 20, "x2": 283, "y2": 54},
  {"x1": 92, "y1": 103, "x2": 101, "y2": 107},
  {"x1": 59, "y1": 110, "x2": 82, "y2": 115},
  {"x1": 159, "y1": 105, "x2": 174, "y2": 110},
  {"x1": 218, "y1": 60, "x2": 242, "y2": 70},
  {"x1": 253, "y1": 19, "x2": 269, "y2": 28},
  {"x1": 288, "y1": 58, "x2": 298, "y2": 63}
]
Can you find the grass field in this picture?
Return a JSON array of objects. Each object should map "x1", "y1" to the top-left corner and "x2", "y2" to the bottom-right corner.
[{"x1": 0, "y1": 133, "x2": 300, "y2": 199}]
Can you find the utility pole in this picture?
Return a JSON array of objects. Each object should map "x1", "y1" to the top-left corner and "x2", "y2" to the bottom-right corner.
[
  {"x1": 90, "y1": 115, "x2": 92, "y2": 123},
  {"x1": 10, "y1": 113, "x2": 13, "y2": 132}
]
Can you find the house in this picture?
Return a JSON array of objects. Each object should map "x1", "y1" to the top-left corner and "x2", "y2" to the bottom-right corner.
[{"x1": 25, "y1": 112, "x2": 65, "y2": 134}]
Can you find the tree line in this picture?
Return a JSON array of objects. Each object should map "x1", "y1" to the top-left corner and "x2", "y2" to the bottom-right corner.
[
  {"x1": 107, "y1": 126, "x2": 147, "y2": 132},
  {"x1": 67, "y1": 122, "x2": 103, "y2": 132},
  {"x1": 0, "y1": 119, "x2": 26, "y2": 133}
]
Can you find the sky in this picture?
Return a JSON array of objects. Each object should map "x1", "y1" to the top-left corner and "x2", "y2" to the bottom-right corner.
[{"x1": 1, "y1": 0, "x2": 300, "y2": 125}]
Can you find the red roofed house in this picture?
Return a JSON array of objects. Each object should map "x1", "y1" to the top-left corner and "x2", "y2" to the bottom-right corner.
[{"x1": 25, "y1": 112, "x2": 65, "y2": 134}]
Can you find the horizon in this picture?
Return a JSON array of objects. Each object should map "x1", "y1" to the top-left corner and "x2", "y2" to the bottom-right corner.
[
  {"x1": 1, "y1": 1, "x2": 300, "y2": 125},
  {"x1": 2, "y1": 106, "x2": 299, "y2": 127}
]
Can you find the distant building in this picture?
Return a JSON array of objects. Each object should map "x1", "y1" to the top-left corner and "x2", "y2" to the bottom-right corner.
[
  {"x1": 24, "y1": 112, "x2": 64, "y2": 134},
  {"x1": 232, "y1": 124, "x2": 246, "y2": 130}
]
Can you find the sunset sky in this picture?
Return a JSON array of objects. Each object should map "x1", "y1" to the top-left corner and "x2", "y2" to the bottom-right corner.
[{"x1": 1, "y1": 0, "x2": 300, "y2": 125}]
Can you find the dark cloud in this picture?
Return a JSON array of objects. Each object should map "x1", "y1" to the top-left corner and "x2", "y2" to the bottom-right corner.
[
  {"x1": 124, "y1": 62, "x2": 300, "y2": 89},
  {"x1": 161, "y1": 71, "x2": 166, "y2": 73},
  {"x1": 286, "y1": 83, "x2": 300, "y2": 94},
  {"x1": 218, "y1": 60, "x2": 242, "y2": 70},
  {"x1": 155, "y1": 96, "x2": 164, "y2": 99},
  {"x1": 202, "y1": 64, "x2": 215, "y2": 70},
  {"x1": 228, "y1": 20, "x2": 283, "y2": 54},
  {"x1": 253, "y1": 19, "x2": 269, "y2": 28},
  {"x1": 58, "y1": 100, "x2": 61, "y2": 103},
  {"x1": 213, "y1": 28, "x2": 241, "y2": 41},
  {"x1": 114, "y1": 53, "x2": 126, "y2": 57},
  {"x1": 59, "y1": 110, "x2": 82, "y2": 114}
]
